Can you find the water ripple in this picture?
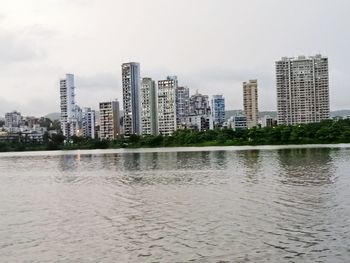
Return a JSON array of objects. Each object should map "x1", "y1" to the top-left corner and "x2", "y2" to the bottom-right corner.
[{"x1": 0, "y1": 146, "x2": 350, "y2": 262}]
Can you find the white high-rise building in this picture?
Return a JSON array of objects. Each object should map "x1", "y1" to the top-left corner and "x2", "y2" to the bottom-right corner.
[
  {"x1": 82, "y1": 108, "x2": 96, "y2": 139},
  {"x1": 141, "y1": 78, "x2": 158, "y2": 135},
  {"x1": 158, "y1": 76, "x2": 178, "y2": 136},
  {"x1": 122, "y1": 62, "x2": 141, "y2": 136},
  {"x1": 60, "y1": 74, "x2": 79, "y2": 138},
  {"x1": 99, "y1": 100, "x2": 120, "y2": 140},
  {"x1": 243, "y1": 80, "x2": 259, "y2": 128},
  {"x1": 276, "y1": 55, "x2": 330, "y2": 125}
]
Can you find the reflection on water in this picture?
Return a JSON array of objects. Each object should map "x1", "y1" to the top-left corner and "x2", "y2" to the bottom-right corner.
[
  {"x1": 277, "y1": 148, "x2": 336, "y2": 186},
  {"x1": 0, "y1": 146, "x2": 350, "y2": 262}
]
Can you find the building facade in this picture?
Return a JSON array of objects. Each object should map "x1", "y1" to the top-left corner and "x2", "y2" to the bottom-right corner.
[
  {"x1": 60, "y1": 74, "x2": 79, "y2": 138},
  {"x1": 276, "y1": 55, "x2": 330, "y2": 125},
  {"x1": 176, "y1": 86, "x2": 190, "y2": 128},
  {"x1": 158, "y1": 76, "x2": 178, "y2": 136},
  {"x1": 99, "y1": 100, "x2": 120, "y2": 140},
  {"x1": 82, "y1": 108, "x2": 96, "y2": 139},
  {"x1": 183, "y1": 91, "x2": 213, "y2": 131},
  {"x1": 140, "y1": 78, "x2": 158, "y2": 135},
  {"x1": 243, "y1": 79, "x2": 259, "y2": 128},
  {"x1": 189, "y1": 91, "x2": 211, "y2": 116},
  {"x1": 227, "y1": 112, "x2": 247, "y2": 131},
  {"x1": 5, "y1": 111, "x2": 22, "y2": 129},
  {"x1": 211, "y1": 95, "x2": 225, "y2": 128},
  {"x1": 122, "y1": 62, "x2": 141, "y2": 136}
]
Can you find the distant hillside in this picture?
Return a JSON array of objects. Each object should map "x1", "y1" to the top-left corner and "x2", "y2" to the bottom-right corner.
[
  {"x1": 45, "y1": 112, "x2": 60, "y2": 121},
  {"x1": 331, "y1": 110, "x2": 350, "y2": 118}
]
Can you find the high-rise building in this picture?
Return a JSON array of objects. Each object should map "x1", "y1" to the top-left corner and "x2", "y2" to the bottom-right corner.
[
  {"x1": 60, "y1": 74, "x2": 80, "y2": 138},
  {"x1": 186, "y1": 91, "x2": 213, "y2": 131},
  {"x1": 141, "y1": 78, "x2": 158, "y2": 135},
  {"x1": 276, "y1": 55, "x2": 330, "y2": 125},
  {"x1": 211, "y1": 95, "x2": 225, "y2": 128},
  {"x1": 122, "y1": 62, "x2": 141, "y2": 136},
  {"x1": 158, "y1": 76, "x2": 178, "y2": 135},
  {"x1": 189, "y1": 91, "x2": 211, "y2": 116},
  {"x1": 243, "y1": 79, "x2": 259, "y2": 128},
  {"x1": 82, "y1": 108, "x2": 96, "y2": 139},
  {"x1": 176, "y1": 86, "x2": 190, "y2": 127},
  {"x1": 99, "y1": 100, "x2": 120, "y2": 140}
]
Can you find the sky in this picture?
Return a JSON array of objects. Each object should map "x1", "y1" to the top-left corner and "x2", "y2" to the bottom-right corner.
[{"x1": 0, "y1": 0, "x2": 349, "y2": 117}]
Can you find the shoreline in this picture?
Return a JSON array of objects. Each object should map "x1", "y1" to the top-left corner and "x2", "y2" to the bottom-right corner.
[{"x1": 1, "y1": 143, "x2": 349, "y2": 157}]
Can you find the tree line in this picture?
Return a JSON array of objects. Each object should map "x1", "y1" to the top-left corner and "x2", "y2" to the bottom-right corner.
[{"x1": 0, "y1": 119, "x2": 350, "y2": 152}]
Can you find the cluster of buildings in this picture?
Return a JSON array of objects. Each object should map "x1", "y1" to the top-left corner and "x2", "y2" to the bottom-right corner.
[
  {"x1": 60, "y1": 62, "x2": 228, "y2": 140},
  {"x1": 0, "y1": 111, "x2": 50, "y2": 142},
  {"x1": 60, "y1": 54, "x2": 331, "y2": 140},
  {"x1": 0, "y1": 54, "x2": 332, "y2": 142}
]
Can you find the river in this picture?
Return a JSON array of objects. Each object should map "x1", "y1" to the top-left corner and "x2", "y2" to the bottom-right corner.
[{"x1": 0, "y1": 145, "x2": 349, "y2": 262}]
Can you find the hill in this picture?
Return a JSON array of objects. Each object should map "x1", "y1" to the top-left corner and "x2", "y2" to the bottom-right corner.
[{"x1": 45, "y1": 112, "x2": 60, "y2": 121}]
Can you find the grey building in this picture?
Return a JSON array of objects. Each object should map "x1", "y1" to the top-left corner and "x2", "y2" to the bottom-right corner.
[
  {"x1": 141, "y1": 78, "x2": 158, "y2": 135},
  {"x1": 82, "y1": 107, "x2": 96, "y2": 139},
  {"x1": 228, "y1": 112, "x2": 247, "y2": 131},
  {"x1": 122, "y1": 62, "x2": 141, "y2": 136},
  {"x1": 5, "y1": 111, "x2": 22, "y2": 128},
  {"x1": 186, "y1": 91, "x2": 213, "y2": 131},
  {"x1": 189, "y1": 91, "x2": 211, "y2": 116},
  {"x1": 176, "y1": 86, "x2": 190, "y2": 128},
  {"x1": 276, "y1": 55, "x2": 330, "y2": 125}
]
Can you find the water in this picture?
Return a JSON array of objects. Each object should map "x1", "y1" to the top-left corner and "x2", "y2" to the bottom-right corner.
[{"x1": 0, "y1": 145, "x2": 350, "y2": 262}]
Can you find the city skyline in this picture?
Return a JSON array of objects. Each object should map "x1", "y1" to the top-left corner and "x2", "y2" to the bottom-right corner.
[{"x1": 1, "y1": 0, "x2": 350, "y2": 116}]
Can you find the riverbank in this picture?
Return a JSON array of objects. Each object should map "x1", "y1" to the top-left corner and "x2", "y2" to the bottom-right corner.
[{"x1": 1, "y1": 119, "x2": 350, "y2": 153}]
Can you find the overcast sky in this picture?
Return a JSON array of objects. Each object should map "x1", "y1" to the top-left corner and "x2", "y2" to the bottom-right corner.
[{"x1": 0, "y1": 0, "x2": 349, "y2": 116}]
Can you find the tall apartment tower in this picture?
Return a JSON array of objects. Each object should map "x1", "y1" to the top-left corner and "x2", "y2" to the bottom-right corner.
[
  {"x1": 176, "y1": 86, "x2": 190, "y2": 127},
  {"x1": 141, "y1": 78, "x2": 158, "y2": 135},
  {"x1": 189, "y1": 91, "x2": 211, "y2": 116},
  {"x1": 122, "y1": 62, "x2": 141, "y2": 136},
  {"x1": 60, "y1": 74, "x2": 78, "y2": 138},
  {"x1": 211, "y1": 95, "x2": 225, "y2": 128},
  {"x1": 99, "y1": 100, "x2": 120, "y2": 140},
  {"x1": 243, "y1": 79, "x2": 259, "y2": 128},
  {"x1": 82, "y1": 107, "x2": 96, "y2": 139},
  {"x1": 276, "y1": 55, "x2": 330, "y2": 125},
  {"x1": 158, "y1": 76, "x2": 178, "y2": 135}
]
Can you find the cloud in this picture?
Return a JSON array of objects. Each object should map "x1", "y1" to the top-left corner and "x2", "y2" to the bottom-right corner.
[
  {"x1": 21, "y1": 24, "x2": 59, "y2": 39},
  {"x1": 76, "y1": 73, "x2": 120, "y2": 91},
  {"x1": 0, "y1": 30, "x2": 46, "y2": 64}
]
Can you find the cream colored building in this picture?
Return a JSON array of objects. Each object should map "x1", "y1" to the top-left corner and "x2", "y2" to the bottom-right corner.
[
  {"x1": 243, "y1": 79, "x2": 259, "y2": 128},
  {"x1": 99, "y1": 100, "x2": 120, "y2": 140}
]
